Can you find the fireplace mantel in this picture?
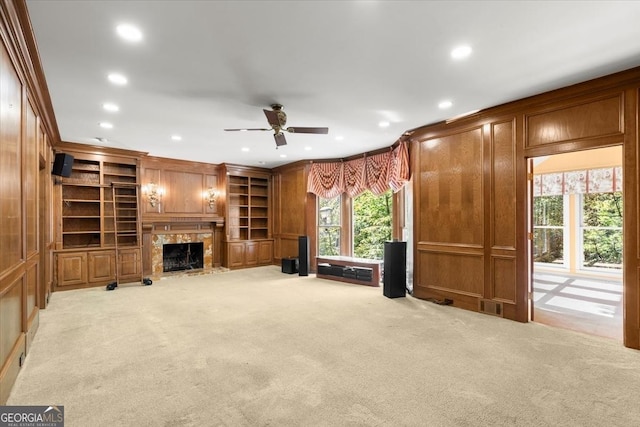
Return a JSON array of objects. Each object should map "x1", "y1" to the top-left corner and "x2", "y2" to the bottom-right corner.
[{"x1": 143, "y1": 217, "x2": 224, "y2": 233}]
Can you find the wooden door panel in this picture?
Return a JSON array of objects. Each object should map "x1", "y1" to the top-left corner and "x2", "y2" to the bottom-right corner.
[
  {"x1": 228, "y1": 243, "x2": 245, "y2": 268},
  {"x1": 118, "y1": 248, "x2": 141, "y2": 280},
  {"x1": 245, "y1": 242, "x2": 258, "y2": 266},
  {"x1": 258, "y1": 241, "x2": 273, "y2": 264},
  {"x1": 88, "y1": 251, "x2": 116, "y2": 283},
  {"x1": 57, "y1": 252, "x2": 87, "y2": 287}
]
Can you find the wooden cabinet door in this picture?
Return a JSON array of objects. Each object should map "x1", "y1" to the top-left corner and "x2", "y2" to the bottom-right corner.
[
  {"x1": 88, "y1": 251, "x2": 116, "y2": 283},
  {"x1": 228, "y1": 242, "x2": 246, "y2": 268},
  {"x1": 118, "y1": 248, "x2": 141, "y2": 282},
  {"x1": 258, "y1": 241, "x2": 273, "y2": 265},
  {"x1": 57, "y1": 252, "x2": 87, "y2": 287},
  {"x1": 245, "y1": 242, "x2": 258, "y2": 266}
]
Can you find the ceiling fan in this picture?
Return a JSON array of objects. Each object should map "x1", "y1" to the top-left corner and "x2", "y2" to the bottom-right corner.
[{"x1": 224, "y1": 104, "x2": 329, "y2": 147}]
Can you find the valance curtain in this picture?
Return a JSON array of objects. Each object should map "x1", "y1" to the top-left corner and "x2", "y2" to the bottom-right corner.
[
  {"x1": 307, "y1": 141, "x2": 410, "y2": 198},
  {"x1": 343, "y1": 157, "x2": 366, "y2": 197},
  {"x1": 533, "y1": 166, "x2": 622, "y2": 196},
  {"x1": 307, "y1": 161, "x2": 344, "y2": 199}
]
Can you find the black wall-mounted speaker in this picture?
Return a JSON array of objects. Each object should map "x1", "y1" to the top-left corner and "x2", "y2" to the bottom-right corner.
[
  {"x1": 383, "y1": 241, "x2": 407, "y2": 298},
  {"x1": 52, "y1": 153, "x2": 74, "y2": 177},
  {"x1": 298, "y1": 236, "x2": 310, "y2": 276}
]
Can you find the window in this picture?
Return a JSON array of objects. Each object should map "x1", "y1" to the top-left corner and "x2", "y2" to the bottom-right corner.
[
  {"x1": 318, "y1": 196, "x2": 341, "y2": 256},
  {"x1": 533, "y1": 195, "x2": 566, "y2": 267},
  {"x1": 352, "y1": 190, "x2": 391, "y2": 260},
  {"x1": 579, "y1": 192, "x2": 622, "y2": 271}
]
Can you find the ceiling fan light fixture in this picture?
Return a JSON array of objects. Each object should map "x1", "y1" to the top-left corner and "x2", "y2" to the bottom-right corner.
[{"x1": 225, "y1": 104, "x2": 328, "y2": 148}]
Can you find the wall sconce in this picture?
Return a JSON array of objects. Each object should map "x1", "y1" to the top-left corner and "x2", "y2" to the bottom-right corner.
[
  {"x1": 144, "y1": 182, "x2": 163, "y2": 207},
  {"x1": 204, "y1": 187, "x2": 218, "y2": 209}
]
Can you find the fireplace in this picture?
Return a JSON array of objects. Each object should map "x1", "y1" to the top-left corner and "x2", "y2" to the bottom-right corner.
[
  {"x1": 163, "y1": 242, "x2": 204, "y2": 272},
  {"x1": 148, "y1": 222, "x2": 221, "y2": 278}
]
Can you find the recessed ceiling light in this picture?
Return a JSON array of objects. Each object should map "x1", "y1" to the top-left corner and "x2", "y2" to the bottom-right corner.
[
  {"x1": 378, "y1": 121, "x2": 390, "y2": 128},
  {"x1": 241, "y1": 147, "x2": 250, "y2": 152},
  {"x1": 304, "y1": 146, "x2": 312, "y2": 151},
  {"x1": 116, "y1": 24, "x2": 143, "y2": 42},
  {"x1": 107, "y1": 73, "x2": 128, "y2": 85},
  {"x1": 103, "y1": 102, "x2": 119, "y2": 112},
  {"x1": 335, "y1": 135, "x2": 344, "y2": 141},
  {"x1": 279, "y1": 154, "x2": 287, "y2": 158},
  {"x1": 438, "y1": 100, "x2": 453, "y2": 109},
  {"x1": 451, "y1": 45, "x2": 472, "y2": 60},
  {"x1": 171, "y1": 135, "x2": 182, "y2": 141},
  {"x1": 99, "y1": 122, "x2": 113, "y2": 129}
]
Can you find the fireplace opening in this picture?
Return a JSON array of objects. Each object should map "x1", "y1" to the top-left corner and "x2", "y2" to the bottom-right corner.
[{"x1": 163, "y1": 242, "x2": 204, "y2": 272}]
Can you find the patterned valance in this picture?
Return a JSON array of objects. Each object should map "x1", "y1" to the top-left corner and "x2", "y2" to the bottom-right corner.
[
  {"x1": 534, "y1": 167, "x2": 622, "y2": 196},
  {"x1": 307, "y1": 162, "x2": 344, "y2": 199},
  {"x1": 307, "y1": 141, "x2": 410, "y2": 198}
]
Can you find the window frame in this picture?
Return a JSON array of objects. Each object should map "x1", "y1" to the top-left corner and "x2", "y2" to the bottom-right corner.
[
  {"x1": 533, "y1": 194, "x2": 570, "y2": 270},
  {"x1": 317, "y1": 195, "x2": 343, "y2": 256},
  {"x1": 576, "y1": 192, "x2": 623, "y2": 274}
]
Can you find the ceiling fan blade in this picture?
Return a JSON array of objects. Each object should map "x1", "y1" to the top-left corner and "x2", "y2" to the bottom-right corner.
[
  {"x1": 263, "y1": 109, "x2": 281, "y2": 127},
  {"x1": 224, "y1": 128, "x2": 271, "y2": 131},
  {"x1": 274, "y1": 132, "x2": 287, "y2": 147},
  {"x1": 286, "y1": 126, "x2": 329, "y2": 134}
]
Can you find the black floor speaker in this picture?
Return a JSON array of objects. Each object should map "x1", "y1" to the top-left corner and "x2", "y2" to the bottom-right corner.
[
  {"x1": 298, "y1": 236, "x2": 310, "y2": 276},
  {"x1": 383, "y1": 241, "x2": 406, "y2": 298},
  {"x1": 52, "y1": 153, "x2": 74, "y2": 177}
]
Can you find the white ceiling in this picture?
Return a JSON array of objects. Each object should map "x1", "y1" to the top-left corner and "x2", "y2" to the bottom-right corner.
[{"x1": 26, "y1": 1, "x2": 640, "y2": 168}]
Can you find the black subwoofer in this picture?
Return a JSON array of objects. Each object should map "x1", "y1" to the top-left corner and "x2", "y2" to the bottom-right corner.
[
  {"x1": 282, "y1": 257, "x2": 299, "y2": 274},
  {"x1": 383, "y1": 241, "x2": 406, "y2": 298}
]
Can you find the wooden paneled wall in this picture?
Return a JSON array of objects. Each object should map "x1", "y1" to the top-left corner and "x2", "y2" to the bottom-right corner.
[
  {"x1": 413, "y1": 120, "x2": 522, "y2": 319},
  {"x1": 272, "y1": 162, "x2": 318, "y2": 266},
  {"x1": 139, "y1": 156, "x2": 224, "y2": 274},
  {"x1": 410, "y1": 68, "x2": 640, "y2": 349},
  {"x1": 0, "y1": 0, "x2": 58, "y2": 403},
  {"x1": 140, "y1": 156, "x2": 221, "y2": 219}
]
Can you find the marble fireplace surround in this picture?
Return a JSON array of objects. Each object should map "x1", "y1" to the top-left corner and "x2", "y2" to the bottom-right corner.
[{"x1": 146, "y1": 219, "x2": 224, "y2": 279}]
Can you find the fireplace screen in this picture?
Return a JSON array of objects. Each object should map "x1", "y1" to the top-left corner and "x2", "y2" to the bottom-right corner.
[{"x1": 163, "y1": 242, "x2": 204, "y2": 272}]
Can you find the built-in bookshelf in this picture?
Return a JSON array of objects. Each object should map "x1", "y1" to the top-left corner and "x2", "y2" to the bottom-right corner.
[
  {"x1": 227, "y1": 175, "x2": 270, "y2": 241},
  {"x1": 56, "y1": 154, "x2": 141, "y2": 289},
  {"x1": 223, "y1": 166, "x2": 273, "y2": 269},
  {"x1": 61, "y1": 159, "x2": 101, "y2": 248}
]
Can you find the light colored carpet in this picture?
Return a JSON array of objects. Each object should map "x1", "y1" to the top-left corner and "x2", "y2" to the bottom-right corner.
[{"x1": 8, "y1": 266, "x2": 640, "y2": 426}]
